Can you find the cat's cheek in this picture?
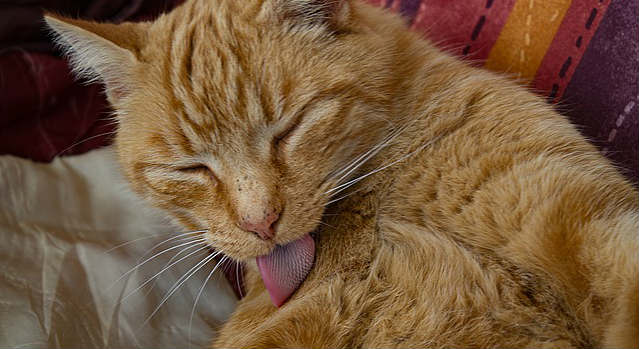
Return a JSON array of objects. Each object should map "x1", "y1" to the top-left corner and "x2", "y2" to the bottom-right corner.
[
  {"x1": 164, "y1": 208, "x2": 209, "y2": 233},
  {"x1": 274, "y1": 189, "x2": 327, "y2": 242}
]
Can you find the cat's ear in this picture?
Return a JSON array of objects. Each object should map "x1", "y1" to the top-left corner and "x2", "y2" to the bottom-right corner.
[
  {"x1": 43, "y1": 14, "x2": 148, "y2": 104},
  {"x1": 279, "y1": 0, "x2": 352, "y2": 32}
]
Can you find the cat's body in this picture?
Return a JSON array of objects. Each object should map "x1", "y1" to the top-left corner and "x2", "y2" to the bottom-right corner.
[
  {"x1": 215, "y1": 32, "x2": 639, "y2": 348},
  {"x1": 45, "y1": 0, "x2": 638, "y2": 347}
]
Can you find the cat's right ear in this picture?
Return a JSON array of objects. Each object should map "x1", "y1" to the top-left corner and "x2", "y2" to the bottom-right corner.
[{"x1": 44, "y1": 14, "x2": 148, "y2": 104}]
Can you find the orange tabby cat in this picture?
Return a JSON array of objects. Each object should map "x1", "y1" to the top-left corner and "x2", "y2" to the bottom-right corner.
[{"x1": 45, "y1": 0, "x2": 638, "y2": 347}]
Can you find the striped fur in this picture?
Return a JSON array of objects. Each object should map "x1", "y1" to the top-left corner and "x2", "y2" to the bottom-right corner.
[{"x1": 46, "y1": 0, "x2": 638, "y2": 347}]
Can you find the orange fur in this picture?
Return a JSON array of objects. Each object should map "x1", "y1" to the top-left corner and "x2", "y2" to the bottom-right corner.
[{"x1": 45, "y1": 0, "x2": 638, "y2": 347}]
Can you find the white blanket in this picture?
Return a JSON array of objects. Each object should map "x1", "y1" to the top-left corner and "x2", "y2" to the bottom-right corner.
[{"x1": 0, "y1": 148, "x2": 237, "y2": 348}]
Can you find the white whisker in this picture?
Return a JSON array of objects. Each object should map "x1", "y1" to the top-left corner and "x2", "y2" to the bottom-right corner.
[
  {"x1": 139, "y1": 230, "x2": 208, "y2": 259},
  {"x1": 104, "y1": 232, "x2": 174, "y2": 253},
  {"x1": 55, "y1": 130, "x2": 117, "y2": 157},
  {"x1": 127, "y1": 230, "x2": 208, "y2": 267},
  {"x1": 140, "y1": 251, "x2": 221, "y2": 328},
  {"x1": 119, "y1": 245, "x2": 210, "y2": 303},
  {"x1": 129, "y1": 235, "x2": 208, "y2": 299},
  {"x1": 235, "y1": 260, "x2": 243, "y2": 298},
  {"x1": 331, "y1": 132, "x2": 392, "y2": 182},
  {"x1": 331, "y1": 123, "x2": 406, "y2": 186},
  {"x1": 328, "y1": 133, "x2": 445, "y2": 198},
  {"x1": 326, "y1": 118, "x2": 420, "y2": 195},
  {"x1": 188, "y1": 255, "x2": 228, "y2": 348},
  {"x1": 107, "y1": 238, "x2": 207, "y2": 291},
  {"x1": 325, "y1": 186, "x2": 363, "y2": 205},
  {"x1": 138, "y1": 239, "x2": 209, "y2": 299}
]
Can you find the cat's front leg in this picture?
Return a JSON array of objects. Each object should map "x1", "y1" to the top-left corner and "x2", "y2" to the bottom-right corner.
[{"x1": 213, "y1": 278, "x2": 352, "y2": 348}]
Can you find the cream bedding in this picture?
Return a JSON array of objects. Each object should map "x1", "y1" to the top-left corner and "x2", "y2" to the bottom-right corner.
[{"x1": 0, "y1": 148, "x2": 237, "y2": 348}]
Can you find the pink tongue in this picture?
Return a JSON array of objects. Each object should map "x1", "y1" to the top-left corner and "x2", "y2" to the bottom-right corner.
[{"x1": 256, "y1": 234, "x2": 315, "y2": 307}]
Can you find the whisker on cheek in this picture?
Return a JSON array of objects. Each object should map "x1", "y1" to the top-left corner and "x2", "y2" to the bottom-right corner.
[
  {"x1": 138, "y1": 242, "x2": 211, "y2": 300},
  {"x1": 331, "y1": 131, "x2": 446, "y2": 199},
  {"x1": 236, "y1": 260, "x2": 244, "y2": 298},
  {"x1": 330, "y1": 125, "x2": 401, "y2": 185},
  {"x1": 139, "y1": 250, "x2": 222, "y2": 329},
  {"x1": 325, "y1": 186, "x2": 365, "y2": 206},
  {"x1": 105, "y1": 232, "x2": 174, "y2": 253},
  {"x1": 325, "y1": 119, "x2": 421, "y2": 196},
  {"x1": 108, "y1": 237, "x2": 208, "y2": 291},
  {"x1": 54, "y1": 130, "x2": 119, "y2": 158},
  {"x1": 327, "y1": 120, "x2": 411, "y2": 185},
  {"x1": 105, "y1": 229, "x2": 207, "y2": 254},
  {"x1": 188, "y1": 255, "x2": 229, "y2": 348},
  {"x1": 119, "y1": 244, "x2": 210, "y2": 303}
]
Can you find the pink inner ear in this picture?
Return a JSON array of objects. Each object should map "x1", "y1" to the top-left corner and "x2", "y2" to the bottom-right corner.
[{"x1": 256, "y1": 234, "x2": 315, "y2": 307}]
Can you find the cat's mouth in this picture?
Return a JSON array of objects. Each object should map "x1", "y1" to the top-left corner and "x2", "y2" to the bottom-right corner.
[{"x1": 256, "y1": 231, "x2": 317, "y2": 307}]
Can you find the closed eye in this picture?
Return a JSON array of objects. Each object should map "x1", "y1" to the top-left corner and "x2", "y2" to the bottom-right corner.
[
  {"x1": 178, "y1": 164, "x2": 209, "y2": 173},
  {"x1": 275, "y1": 117, "x2": 302, "y2": 145},
  {"x1": 177, "y1": 164, "x2": 217, "y2": 183},
  {"x1": 274, "y1": 96, "x2": 321, "y2": 146}
]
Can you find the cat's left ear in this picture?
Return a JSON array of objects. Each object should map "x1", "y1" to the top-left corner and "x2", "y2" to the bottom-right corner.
[
  {"x1": 279, "y1": 0, "x2": 352, "y2": 32},
  {"x1": 44, "y1": 14, "x2": 149, "y2": 104}
]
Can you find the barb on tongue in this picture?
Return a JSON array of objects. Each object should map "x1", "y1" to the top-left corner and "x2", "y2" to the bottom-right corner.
[{"x1": 256, "y1": 234, "x2": 315, "y2": 307}]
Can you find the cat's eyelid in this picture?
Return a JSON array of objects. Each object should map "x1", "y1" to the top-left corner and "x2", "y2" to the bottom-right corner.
[
  {"x1": 169, "y1": 156, "x2": 213, "y2": 172},
  {"x1": 274, "y1": 96, "x2": 321, "y2": 142},
  {"x1": 177, "y1": 164, "x2": 209, "y2": 172},
  {"x1": 275, "y1": 117, "x2": 302, "y2": 141},
  {"x1": 171, "y1": 154, "x2": 210, "y2": 169},
  {"x1": 174, "y1": 163, "x2": 219, "y2": 184}
]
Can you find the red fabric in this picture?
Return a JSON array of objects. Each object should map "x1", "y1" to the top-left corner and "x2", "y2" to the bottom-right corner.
[
  {"x1": 410, "y1": 0, "x2": 517, "y2": 61},
  {"x1": 0, "y1": 0, "x2": 184, "y2": 162},
  {"x1": 533, "y1": 0, "x2": 609, "y2": 103},
  {"x1": 0, "y1": 51, "x2": 113, "y2": 160}
]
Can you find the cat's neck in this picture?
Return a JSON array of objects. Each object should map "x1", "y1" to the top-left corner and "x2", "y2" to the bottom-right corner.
[{"x1": 350, "y1": 34, "x2": 472, "y2": 198}]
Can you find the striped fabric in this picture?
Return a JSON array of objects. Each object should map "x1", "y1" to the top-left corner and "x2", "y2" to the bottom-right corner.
[
  {"x1": 0, "y1": 0, "x2": 636, "y2": 183},
  {"x1": 369, "y1": 0, "x2": 638, "y2": 183}
]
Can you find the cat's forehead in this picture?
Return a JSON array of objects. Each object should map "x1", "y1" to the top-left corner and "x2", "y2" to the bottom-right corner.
[
  {"x1": 147, "y1": 0, "x2": 344, "y2": 85},
  {"x1": 137, "y1": 0, "x2": 360, "y2": 154},
  {"x1": 147, "y1": 18, "x2": 341, "y2": 124}
]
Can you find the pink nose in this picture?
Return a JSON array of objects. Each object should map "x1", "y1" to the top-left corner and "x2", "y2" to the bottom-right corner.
[{"x1": 239, "y1": 210, "x2": 280, "y2": 240}]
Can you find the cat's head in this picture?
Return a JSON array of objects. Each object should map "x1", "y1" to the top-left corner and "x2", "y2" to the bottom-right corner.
[{"x1": 45, "y1": 0, "x2": 399, "y2": 260}]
